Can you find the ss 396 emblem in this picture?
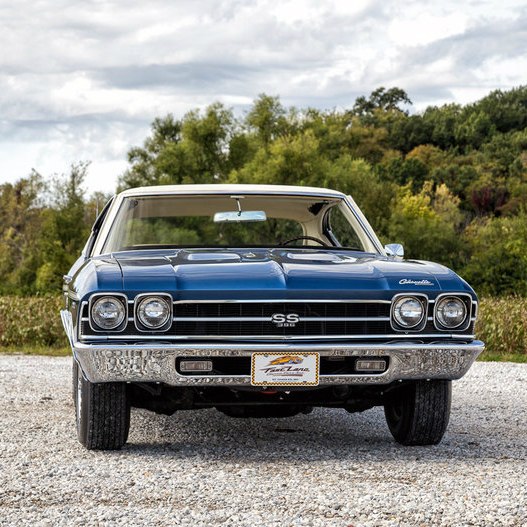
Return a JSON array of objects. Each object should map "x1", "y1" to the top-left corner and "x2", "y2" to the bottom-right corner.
[{"x1": 271, "y1": 313, "x2": 300, "y2": 327}]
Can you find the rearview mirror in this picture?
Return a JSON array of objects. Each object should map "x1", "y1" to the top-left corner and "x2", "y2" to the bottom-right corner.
[{"x1": 214, "y1": 210, "x2": 267, "y2": 223}]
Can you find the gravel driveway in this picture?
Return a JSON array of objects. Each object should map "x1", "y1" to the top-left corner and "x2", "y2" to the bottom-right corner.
[{"x1": 0, "y1": 355, "x2": 526, "y2": 527}]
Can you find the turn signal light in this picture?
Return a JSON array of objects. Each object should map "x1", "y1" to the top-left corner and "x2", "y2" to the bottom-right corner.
[
  {"x1": 180, "y1": 360, "x2": 213, "y2": 372},
  {"x1": 355, "y1": 359, "x2": 387, "y2": 372}
]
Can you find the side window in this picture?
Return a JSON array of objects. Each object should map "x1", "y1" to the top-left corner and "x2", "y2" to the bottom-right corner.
[{"x1": 327, "y1": 206, "x2": 364, "y2": 250}]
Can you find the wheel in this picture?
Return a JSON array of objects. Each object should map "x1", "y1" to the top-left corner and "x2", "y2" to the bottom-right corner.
[
  {"x1": 73, "y1": 360, "x2": 130, "y2": 450},
  {"x1": 279, "y1": 236, "x2": 329, "y2": 246},
  {"x1": 383, "y1": 380, "x2": 451, "y2": 446}
]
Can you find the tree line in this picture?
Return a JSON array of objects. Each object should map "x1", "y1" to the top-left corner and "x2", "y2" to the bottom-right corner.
[{"x1": 1, "y1": 86, "x2": 526, "y2": 296}]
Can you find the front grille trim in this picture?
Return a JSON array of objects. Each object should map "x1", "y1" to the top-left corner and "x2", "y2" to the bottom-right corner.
[
  {"x1": 172, "y1": 299, "x2": 392, "y2": 304},
  {"x1": 79, "y1": 297, "x2": 476, "y2": 341},
  {"x1": 80, "y1": 333, "x2": 476, "y2": 341},
  {"x1": 172, "y1": 316, "x2": 392, "y2": 322}
]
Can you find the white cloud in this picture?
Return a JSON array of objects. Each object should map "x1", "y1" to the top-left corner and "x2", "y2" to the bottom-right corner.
[{"x1": 0, "y1": 0, "x2": 526, "y2": 192}]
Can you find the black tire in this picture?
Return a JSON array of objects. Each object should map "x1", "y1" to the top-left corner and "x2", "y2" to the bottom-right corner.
[
  {"x1": 74, "y1": 361, "x2": 130, "y2": 450},
  {"x1": 384, "y1": 380, "x2": 451, "y2": 446}
]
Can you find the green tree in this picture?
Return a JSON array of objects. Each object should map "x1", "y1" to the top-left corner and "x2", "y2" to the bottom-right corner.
[
  {"x1": 0, "y1": 172, "x2": 45, "y2": 294},
  {"x1": 119, "y1": 103, "x2": 235, "y2": 189},
  {"x1": 245, "y1": 94, "x2": 288, "y2": 147},
  {"x1": 353, "y1": 87, "x2": 412, "y2": 116},
  {"x1": 388, "y1": 183, "x2": 463, "y2": 267},
  {"x1": 35, "y1": 163, "x2": 91, "y2": 291},
  {"x1": 462, "y1": 212, "x2": 527, "y2": 295}
]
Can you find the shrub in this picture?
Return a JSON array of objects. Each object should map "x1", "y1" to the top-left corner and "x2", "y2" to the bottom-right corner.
[
  {"x1": 0, "y1": 295, "x2": 67, "y2": 348},
  {"x1": 476, "y1": 296, "x2": 527, "y2": 360}
]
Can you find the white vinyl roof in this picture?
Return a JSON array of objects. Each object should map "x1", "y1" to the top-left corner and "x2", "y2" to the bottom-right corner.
[{"x1": 118, "y1": 184, "x2": 346, "y2": 199}]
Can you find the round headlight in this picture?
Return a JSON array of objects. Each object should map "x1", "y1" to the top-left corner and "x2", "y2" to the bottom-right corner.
[
  {"x1": 91, "y1": 296, "x2": 126, "y2": 330},
  {"x1": 393, "y1": 296, "x2": 425, "y2": 328},
  {"x1": 137, "y1": 296, "x2": 171, "y2": 329},
  {"x1": 436, "y1": 297, "x2": 467, "y2": 328}
]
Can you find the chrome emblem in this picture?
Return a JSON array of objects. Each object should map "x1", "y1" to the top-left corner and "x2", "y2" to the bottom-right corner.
[
  {"x1": 399, "y1": 279, "x2": 434, "y2": 286},
  {"x1": 270, "y1": 313, "x2": 300, "y2": 327}
]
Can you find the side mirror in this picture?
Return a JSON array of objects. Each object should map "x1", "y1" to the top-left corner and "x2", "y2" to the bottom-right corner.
[{"x1": 385, "y1": 243, "x2": 404, "y2": 260}]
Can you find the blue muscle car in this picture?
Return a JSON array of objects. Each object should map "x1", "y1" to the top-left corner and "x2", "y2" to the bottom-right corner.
[{"x1": 61, "y1": 184, "x2": 484, "y2": 449}]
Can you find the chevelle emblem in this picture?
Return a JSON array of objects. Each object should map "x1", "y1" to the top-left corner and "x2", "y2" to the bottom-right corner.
[
  {"x1": 399, "y1": 279, "x2": 434, "y2": 286},
  {"x1": 271, "y1": 313, "x2": 300, "y2": 327}
]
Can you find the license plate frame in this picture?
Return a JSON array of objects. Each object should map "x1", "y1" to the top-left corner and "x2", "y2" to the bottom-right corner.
[{"x1": 251, "y1": 352, "x2": 320, "y2": 386}]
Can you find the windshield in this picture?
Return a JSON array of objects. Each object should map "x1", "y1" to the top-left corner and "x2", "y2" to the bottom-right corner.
[{"x1": 102, "y1": 194, "x2": 369, "y2": 252}]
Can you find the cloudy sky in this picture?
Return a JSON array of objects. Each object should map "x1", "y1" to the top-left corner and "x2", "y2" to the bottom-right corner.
[{"x1": 1, "y1": 0, "x2": 526, "y2": 192}]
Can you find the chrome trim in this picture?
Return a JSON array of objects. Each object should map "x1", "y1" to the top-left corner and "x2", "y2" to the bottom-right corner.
[
  {"x1": 384, "y1": 243, "x2": 404, "y2": 259},
  {"x1": 68, "y1": 291, "x2": 80, "y2": 302},
  {"x1": 71, "y1": 340, "x2": 484, "y2": 386},
  {"x1": 79, "y1": 333, "x2": 476, "y2": 341},
  {"x1": 82, "y1": 316, "x2": 134, "y2": 322},
  {"x1": 433, "y1": 293, "x2": 473, "y2": 332},
  {"x1": 172, "y1": 299, "x2": 392, "y2": 304},
  {"x1": 172, "y1": 316, "x2": 392, "y2": 322},
  {"x1": 88, "y1": 293, "x2": 129, "y2": 333},
  {"x1": 390, "y1": 293, "x2": 428, "y2": 332},
  {"x1": 78, "y1": 301, "x2": 88, "y2": 341},
  {"x1": 121, "y1": 189, "x2": 346, "y2": 198},
  {"x1": 134, "y1": 293, "x2": 173, "y2": 333},
  {"x1": 343, "y1": 196, "x2": 384, "y2": 253},
  {"x1": 60, "y1": 310, "x2": 75, "y2": 348}
]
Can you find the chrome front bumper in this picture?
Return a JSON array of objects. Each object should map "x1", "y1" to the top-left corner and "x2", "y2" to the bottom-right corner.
[
  {"x1": 70, "y1": 341, "x2": 484, "y2": 386},
  {"x1": 62, "y1": 310, "x2": 484, "y2": 386}
]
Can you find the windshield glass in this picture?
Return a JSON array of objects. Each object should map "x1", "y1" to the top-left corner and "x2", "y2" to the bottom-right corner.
[{"x1": 102, "y1": 194, "x2": 369, "y2": 252}]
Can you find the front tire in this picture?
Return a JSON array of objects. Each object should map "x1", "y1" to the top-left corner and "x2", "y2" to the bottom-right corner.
[
  {"x1": 384, "y1": 380, "x2": 451, "y2": 446},
  {"x1": 73, "y1": 360, "x2": 130, "y2": 450}
]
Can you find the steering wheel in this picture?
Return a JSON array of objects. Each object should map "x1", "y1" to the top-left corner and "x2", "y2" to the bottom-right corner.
[{"x1": 280, "y1": 236, "x2": 329, "y2": 247}]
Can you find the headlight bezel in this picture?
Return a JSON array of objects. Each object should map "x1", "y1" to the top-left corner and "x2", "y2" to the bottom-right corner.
[
  {"x1": 433, "y1": 293, "x2": 472, "y2": 331},
  {"x1": 134, "y1": 293, "x2": 173, "y2": 332},
  {"x1": 89, "y1": 293, "x2": 128, "y2": 332},
  {"x1": 390, "y1": 293, "x2": 428, "y2": 332}
]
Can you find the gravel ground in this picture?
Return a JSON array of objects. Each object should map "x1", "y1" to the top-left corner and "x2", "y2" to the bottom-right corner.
[{"x1": 0, "y1": 356, "x2": 526, "y2": 527}]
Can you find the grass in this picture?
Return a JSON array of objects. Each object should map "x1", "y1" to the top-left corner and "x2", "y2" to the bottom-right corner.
[
  {"x1": 478, "y1": 352, "x2": 527, "y2": 363},
  {"x1": 0, "y1": 345, "x2": 70, "y2": 357}
]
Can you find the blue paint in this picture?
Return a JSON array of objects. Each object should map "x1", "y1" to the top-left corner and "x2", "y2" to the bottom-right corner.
[{"x1": 67, "y1": 248, "x2": 477, "y2": 303}]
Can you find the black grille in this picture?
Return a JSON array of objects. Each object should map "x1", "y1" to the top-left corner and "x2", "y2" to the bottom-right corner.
[
  {"x1": 171, "y1": 319, "x2": 391, "y2": 336},
  {"x1": 173, "y1": 302, "x2": 389, "y2": 318}
]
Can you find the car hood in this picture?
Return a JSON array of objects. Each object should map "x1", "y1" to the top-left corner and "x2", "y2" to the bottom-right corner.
[{"x1": 78, "y1": 248, "x2": 474, "y2": 301}]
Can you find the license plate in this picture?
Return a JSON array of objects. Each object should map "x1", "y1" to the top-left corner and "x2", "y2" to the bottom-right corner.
[{"x1": 251, "y1": 353, "x2": 319, "y2": 386}]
